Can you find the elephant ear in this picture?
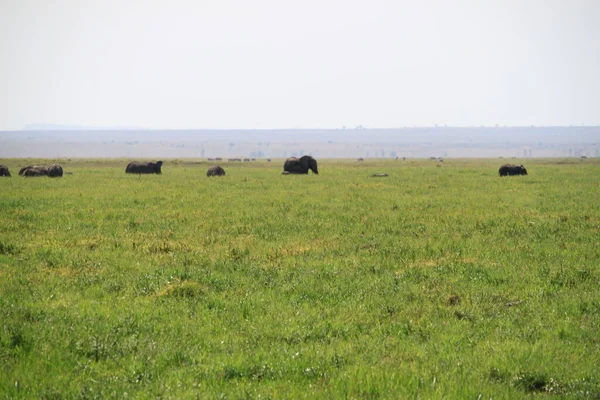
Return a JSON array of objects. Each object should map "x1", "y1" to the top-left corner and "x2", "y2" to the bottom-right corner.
[{"x1": 299, "y1": 156, "x2": 310, "y2": 169}]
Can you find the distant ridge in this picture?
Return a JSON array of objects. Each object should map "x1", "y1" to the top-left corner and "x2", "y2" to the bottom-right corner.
[
  {"x1": 2, "y1": 126, "x2": 598, "y2": 159},
  {"x1": 21, "y1": 124, "x2": 600, "y2": 132}
]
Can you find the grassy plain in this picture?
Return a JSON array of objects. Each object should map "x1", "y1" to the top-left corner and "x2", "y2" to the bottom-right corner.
[{"x1": 1, "y1": 158, "x2": 599, "y2": 399}]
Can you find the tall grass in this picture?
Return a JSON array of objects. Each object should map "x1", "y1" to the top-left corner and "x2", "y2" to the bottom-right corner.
[{"x1": 1, "y1": 158, "x2": 599, "y2": 398}]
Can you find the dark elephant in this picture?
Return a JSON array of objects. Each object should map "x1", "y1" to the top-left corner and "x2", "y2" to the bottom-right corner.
[
  {"x1": 499, "y1": 164, "x2": 528, "y2": 176},
  {"x1": 125, "y1": 161, "x2": 163, "y2": 174},
  {"x1": 207, "y1": 165, "x2": 226, "y2": 177},
  {"x1": 19, "y1": 165, "x2": 42, "y2": 175},
  {"x1": 20, "y1": 165, "x2": 49, "y2": 176},
  {"x1": 283, "y1": 155, "x2": 318, "y2": 175},
  {"x1": 0, "y1": 165, "x2": 11, "y2": 177},
  {"x1": 23, "y1": 168, "x2": 49, "y2": 177},
  {"x1": 47, "y1": 164, "x2": 63, "y2": 178}
]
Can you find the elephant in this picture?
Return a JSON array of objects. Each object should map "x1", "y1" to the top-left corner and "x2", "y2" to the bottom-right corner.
[
  {"x1": 20, "y1": 165, "x2": 48, "y2": 176},
  {"x1": 207, "y1": 165, "x2": 226, "y2": 177},
  {"x1": 125, "y1": 161, "x2": 163, "y2": 174},
  {"x1": 0, "y1": 165, "x2": 11, "y2": 177},
  {"x1": 499, "y1": 164, "x2": 528, "y2": 176},
  {"x1": 19, "y1": 165, "x2": 38, "y2": 175},
  {"x1": 47, "y1": 164, "x2": 63, "y2": 178},
  {"x1": 283, "y1": 155, "x2": 318, "y2": 175},
  {"x1": 23, "y1": 168, "x2": 49, "y2": 177}
]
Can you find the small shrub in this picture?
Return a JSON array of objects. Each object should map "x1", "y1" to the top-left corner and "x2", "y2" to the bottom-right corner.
[
  {"x1": 447, "y1": 294, "x2": 461, "y2": 305},
  {"x1": 0, "y1": 241, "x2": 19, "y2": 255}
]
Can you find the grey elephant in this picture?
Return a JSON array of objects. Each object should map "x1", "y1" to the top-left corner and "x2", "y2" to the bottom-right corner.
[
  {"x1": 499, "y1": 164, "x2": 528, "y2": 176},
  {"x1": 48, "y1": 164, "x2": 64, "y2": 178},
  {"x1": 0, "y1": 165, "x2": 11, "y2": 177},
  {"x1": 19, "y1": 165, "x2": 44, "y2": 175},
  {"x1": 283, "y1": 155, "x2": 318, "y2": 174},
  {"x1": 125, "y1": 161, "x2": 163, "y2": 174},
  {"x1": 207, "y1": 165, "x2": 226, "y2": 177},
  {"x1": 23, "y1": 168, "x2": 49, "y2": 177},
  {"x1": 20, "y1": 165, "x2": 49, "y2": 176}
]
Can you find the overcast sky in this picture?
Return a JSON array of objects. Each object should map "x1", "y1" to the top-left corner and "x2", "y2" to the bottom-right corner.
[{"x1": 1, "y1": 0, "x2": 599, "y2": 130}]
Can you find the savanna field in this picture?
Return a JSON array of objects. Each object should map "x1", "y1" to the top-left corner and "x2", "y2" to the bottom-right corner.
[{"x1": 1, "y1": 158, "x2": 599, "y2": 399}]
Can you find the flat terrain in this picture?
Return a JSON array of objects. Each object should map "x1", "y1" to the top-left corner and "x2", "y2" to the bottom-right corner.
[{"x1": 1, "y1": 158, "x2": 599, "y2": 398}]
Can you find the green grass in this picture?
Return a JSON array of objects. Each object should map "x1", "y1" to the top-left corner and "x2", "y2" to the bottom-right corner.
[{"x1": 1, "y1": 158, "x2": 599, "y2": 398}]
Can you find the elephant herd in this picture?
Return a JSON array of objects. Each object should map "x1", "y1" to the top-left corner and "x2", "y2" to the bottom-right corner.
[
  {"x1": 122, "y1": 155, "x2": 320, "y2": 176},
  {"x1": 122, "y1": 158, "x2": 525, "y2": 177},
  {"x1": 0, "y1": 158, "x2": 528, "y2": 178},
  {"x1": 0, "y1": 164, "x2": 64, "y2": 177}
]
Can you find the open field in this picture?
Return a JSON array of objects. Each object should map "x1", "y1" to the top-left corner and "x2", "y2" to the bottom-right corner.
[{"x1": 1, "y1": 158, "x2": 599, "y2": 398}]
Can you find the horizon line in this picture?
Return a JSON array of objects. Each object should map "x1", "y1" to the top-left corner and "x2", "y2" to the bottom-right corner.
[{"x1": 4, "y1": 125, "x2": 600, "y2": 132}]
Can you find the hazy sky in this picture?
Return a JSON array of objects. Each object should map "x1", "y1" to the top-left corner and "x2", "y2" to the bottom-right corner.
[{"x1": 1, "y1": 0, "x2": 599, "y2": 130}]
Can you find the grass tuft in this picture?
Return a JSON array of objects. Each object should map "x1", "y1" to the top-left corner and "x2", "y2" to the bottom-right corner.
[{"x1": 157, "y1": 280, "x2": 206, "y2": 299}]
